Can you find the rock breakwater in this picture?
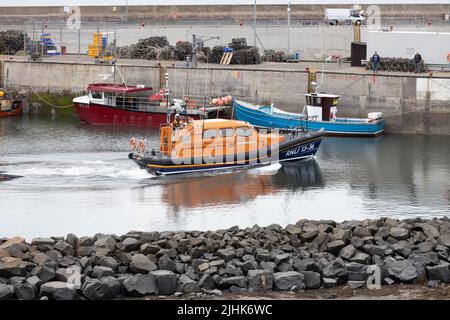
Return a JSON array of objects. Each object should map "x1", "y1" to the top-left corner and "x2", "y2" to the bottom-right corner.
[{"x1": 1, "y1": 217, "x2": 450, "y2": 300}]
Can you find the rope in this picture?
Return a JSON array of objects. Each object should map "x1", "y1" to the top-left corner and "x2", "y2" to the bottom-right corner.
[
  {"x1": 430, "y1": 78, "x2": 450, "y2": 92},
  {"x1": 334, "y1": 76, "x2": 365, "y2": 95},
  {"x1": 382, "y1": 104, "x2": 441, "y2": 119},
  {"x1": 29, "y1": 86, "x2": 74, "y2": 109},
  {"x1": 381, "y1": 79, "x2": 448, "y2": 119}
]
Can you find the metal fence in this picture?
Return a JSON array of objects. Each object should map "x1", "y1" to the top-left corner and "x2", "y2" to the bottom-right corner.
[{"x1": 1, "y1": 17, "x2": 450, "y2": 57}]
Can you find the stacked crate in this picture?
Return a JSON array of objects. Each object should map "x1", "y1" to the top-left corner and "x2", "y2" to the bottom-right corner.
[{"x1": 88, "y1": 33, "x2": 105, "y2": 58}]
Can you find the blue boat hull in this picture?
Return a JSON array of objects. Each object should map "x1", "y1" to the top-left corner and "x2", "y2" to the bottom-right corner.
[{"x1": 233, "y1": 100, "x2": 384, "y2": 136}]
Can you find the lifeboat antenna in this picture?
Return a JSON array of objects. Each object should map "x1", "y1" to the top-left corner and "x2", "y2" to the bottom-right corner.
[{"x1": 165, "y1": 71, "x2": 171, "y2": 124}]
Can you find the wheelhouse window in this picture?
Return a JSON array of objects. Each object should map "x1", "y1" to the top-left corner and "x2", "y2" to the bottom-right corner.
[
  {"x1": 235, "y1": 126, "x2": 253, "y2": 137},
  {"x1": 219, "y1": 128, "x2": 234, "y2": 137},
  {"x1": 91, "y1": 91, "x2": 102, "y2": 99},
  {"x1": 203, "y1": 129, "x2": 218, "y2": 139},
  {"x1": 181, "y1": 134, "x2": 192, "y2": 143}
]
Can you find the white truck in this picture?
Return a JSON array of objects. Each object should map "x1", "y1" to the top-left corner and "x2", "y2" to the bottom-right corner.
[{"x1": 325, "y1": 8, "x2": 365, "y2": 25}]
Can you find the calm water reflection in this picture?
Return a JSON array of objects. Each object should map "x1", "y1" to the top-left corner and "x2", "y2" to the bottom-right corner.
[{"x1": 0, "y1": 115, "x2": 449, "y2": 239}]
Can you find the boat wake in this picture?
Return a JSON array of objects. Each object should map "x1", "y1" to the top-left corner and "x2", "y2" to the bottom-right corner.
[
  {"x1": 248, "y1": 162, "x2": 282, "y2": 176},
  {"x1": 0, "y1": 152, "x2": 153, "y2": 189},
  {"x1": 6, "y1": 163, "x2": 149, "y2": 180}
]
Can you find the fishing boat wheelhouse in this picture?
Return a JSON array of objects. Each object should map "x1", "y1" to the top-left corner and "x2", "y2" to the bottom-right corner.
[{"x1": 303, "y1": 92, "x2": 384, "y2": 136}]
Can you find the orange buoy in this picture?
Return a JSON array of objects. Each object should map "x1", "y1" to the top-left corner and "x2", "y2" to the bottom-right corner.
[
  {"x1": 139, "y1": 139, "x2": 145, "y2": 153},
  {"x1": 227, "y1": 95, "x2": 233, "y2": 103},
  {"x1": 130, "y1": 137, "x2": 137, "y2": 151},
  {"x1": 221, "y1": 96, "x2": 228, "y2": 104}
]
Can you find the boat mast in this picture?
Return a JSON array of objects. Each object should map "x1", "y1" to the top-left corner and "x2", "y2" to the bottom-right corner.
[
  {"x1": 165, "y1": 71, "x2": 170, "y2": 124},
  {"x1": 114, "y1": 63, "x2": 128, "y2": 89}
]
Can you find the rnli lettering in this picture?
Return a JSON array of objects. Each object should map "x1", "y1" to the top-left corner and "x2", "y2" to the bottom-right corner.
[{"x1": 285, "y1": 143, "x2": 315, "y2": 157}]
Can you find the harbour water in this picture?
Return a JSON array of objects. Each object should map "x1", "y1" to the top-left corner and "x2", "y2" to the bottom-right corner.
[{"x1": 0, "y1": 115, "x2": 449, "y2": 239}]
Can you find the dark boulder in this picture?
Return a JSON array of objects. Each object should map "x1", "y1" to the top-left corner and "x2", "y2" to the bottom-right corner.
[
  {"x1": 93, "y1": 236, "x2": 117, "y2": 251},
  {"x1": 117, "y1": 238, "x2": 140, "y2": 252},
  {"x1": 363, "y1": 244, "x2": 387, "y2": 257},
  {"x1": 129, "y1": 254, "x2": 157, "y2": 274},
  {"x1": 350, "y1": 252, "x2": 371, "y2": 265},
  {"x1": 198, "y1": 274, "x2": 216, "y2": 290},
  {"x1": 353, "y1": 226, "x2": 372, "y2": 238},
  {"x1": 219, "y1": 276, "x2": 248, "y2": 289},
  {"x1": 39, "y1": 281, "x2": 77, "y2": 300},
  {"x1": 247, "y1": 270, "x2": 273, "y2": 291},
  {"x1": 426, "y1": 263, "x2": 450, "y2": 283},
  {"x1": 82, "y1": 276, "x2": 121, "y2": 300},
  {"x1": 91, "y1": 266, "x2": 115, "y2": 279},
  {"x1": 216, "y1": 248, "x2": 236, "y2": 262},
  {"x1": 177, "y1": 274, "x2": 199, "y2": 293},
  {"x1": 384, "y1": 260, "x2": 418, "y2": 282},
  {"x1": 300, "y1": 271, "x2": 321, "y2": 289},
  {"x1": 274, "y1": 253, "x2": 290, "y2": 265},
  {"x1": 339, "y1": 245, "x2": 356, "y2": 260},
  {"x1": 122, "y1": 274, "x2": 158, "y2": 296},
  {"x1": 322, "y1": 258, "x2": 347, "y2": 283},
  {"x1": 158, "y1": 255, "x2": 177, "y2": 272},
  {"x1": 389, "y1": 227, "x2": 410, "y2": 240},
  {"x1": 0, "y1": 257, "x2": 31, "y2": 277},
  {"x1": 392, "y1": 241, "x2": 413, "y2": 258},
  {"x1": 150, "y1": 270, "x2": 177, "y2": 295},
  {"x1": 14, "y1": 282, "x2": 36, "y2": 300},
  {"x1": 273, "y1": 271, "x2": 305, "y2": 291},
  {"x1": 31, "y1": 264, "x2": 55, "y2": 282},
  {"x1": 0, "y1": 284, "x2": 14, "y2": 300},
  {"x1": 346, "y1": 262, "x2": 368, "y2": 281},
  {"x1": 53, "y1": 240, "x2": 75, "y2": 256},
  {"x1": 140, "y1": 243, "x2": 160, "y2": 255}
]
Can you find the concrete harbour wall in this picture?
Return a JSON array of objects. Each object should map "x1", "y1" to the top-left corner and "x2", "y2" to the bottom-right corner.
[
  {"x1": 0, "y1": 4, "x2": 449, "y2": 22},
  {"x1": 1, "y1": 60, "x2": 449, "y2": 135}
]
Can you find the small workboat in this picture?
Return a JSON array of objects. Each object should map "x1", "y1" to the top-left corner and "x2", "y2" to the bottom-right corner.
[
  {"x1": 0, "y1": 89, "x2": 22, "y2": 118},
  {"x1": 233, "y1": 93, "x2": 384, "y2": 136},
  {"x1": 129, "y1": 118, "x2": 325, "y2": 175}
]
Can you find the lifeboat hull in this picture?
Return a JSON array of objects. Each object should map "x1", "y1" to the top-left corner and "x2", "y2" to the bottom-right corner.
[{"x1": 129, "y1": 130, "x2": 325, "y2": 175}]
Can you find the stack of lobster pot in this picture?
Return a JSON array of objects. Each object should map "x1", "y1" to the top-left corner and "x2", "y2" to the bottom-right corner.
[
  {"x1": 227, "y1": 38, "x2": 261, "y2": 65},
  {"x1": 367, "y1": 57, "x2": 427, "y2": 73}
]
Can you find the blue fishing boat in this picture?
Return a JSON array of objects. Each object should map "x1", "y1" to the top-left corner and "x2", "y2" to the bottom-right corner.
[{"x1": 233, "y1": 93, "x2": 384, "y2": 136}]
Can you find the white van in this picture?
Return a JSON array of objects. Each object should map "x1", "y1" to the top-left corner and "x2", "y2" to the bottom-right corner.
[{"x1": 325, "y1": 8, "x2": 365, "y2": 25}]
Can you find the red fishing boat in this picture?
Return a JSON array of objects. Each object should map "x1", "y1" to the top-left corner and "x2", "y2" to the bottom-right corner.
[
  {"x1": 73, "y1": 83, "x2": 230, "y2": 127},
  {"x1": 0, "y1": 89, "x2": 22, "y2": 118}
]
